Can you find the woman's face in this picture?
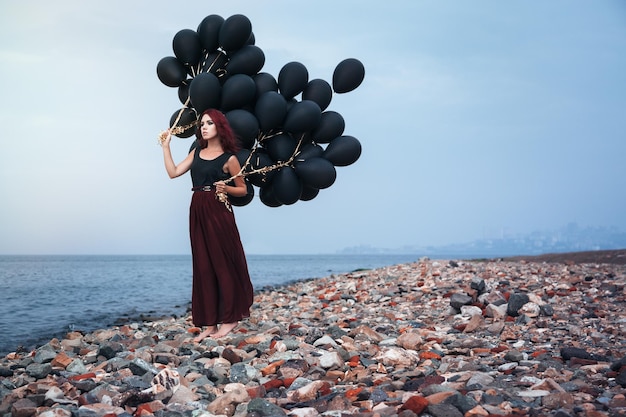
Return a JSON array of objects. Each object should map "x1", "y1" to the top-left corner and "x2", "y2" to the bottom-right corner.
[{"x1": 200, "y1": 114, "x2": 217, "y2": 140}]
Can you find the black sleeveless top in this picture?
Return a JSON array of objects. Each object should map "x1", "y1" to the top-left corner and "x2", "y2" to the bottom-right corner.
[{"x1": 190, "y1": 148, "x2": 232, "y2": 187}]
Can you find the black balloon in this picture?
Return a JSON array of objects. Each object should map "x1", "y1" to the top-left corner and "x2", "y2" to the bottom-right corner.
[
  {"x1": 189, "y1": 72, "x2": 221, "y2": 114},
  {"x1": 285, "y1": 97, "x2": 298, "y2": 113},
  {"x1": 170, "y1": 107, "x2": 197, "y2": 138},
  {"x1": 255, "y1": 91, "x2": 287, "y2": 132},
  {"x1": 246, "y1": 32, "x2": 256, "y2": 46},
  {"x1": 253, "y1": 72, "x2": 278, "y2": 97},
  {"x1": 226, "y1": 45, "x2": 265, "y2": 76},
  {"x1": 197, "y1": 14, "x2": 224, "y2": 52},
  {"x1": 229, "y1": 180, "x2": 255, "y2": 207},
  {"x1": 172, "y1": 29, "x2": 202, "y2": 66},
  {"x1": 332, "y1": 58, "x2": 365, "y2": 93},
  {"x1": 294, "y1": 157, "x2": 336, "y2": 189},
  {"x1": 303, "y1": 79, "x2": 333, "y2": 111},
  {"x1": 299, "y1": 185, "x2": 319, "y2": 201},
  {"x1": 157, "y1": 56, "x2": 187, "y2": 87},
  {"x1": 312, "y1": 111, "x2": 345, "y2": 144},
  {"x1": 278, "y1": 61, "x2": 308, "y2": 99},
  {"x1": 324, "y1": 135, "x2": 362, "y2": 166},
  {"x1": 272, "y1": 167, "x2": 302, "y2": 205},
  {"x1": 283, "y1": 100, "x2": 321, "y2": 133},
  {"x1": 225, "y1": 109, "x2": 259, "y2": 149},
  {"x1": 221, "y1": 74, "x2": 256, "y2": 111},
  {"x1": 259, "y1": 185, "x2": 282, "y2": 207},
  {"x1": 265, "y1": 133, "x2": 297, "y2": 162},
  {"x1": 219, "y1": 14, "x2": 252, "y2": 52},
  {"x1": 294, "y1": 143, "x2": 324, "y2": 162}
]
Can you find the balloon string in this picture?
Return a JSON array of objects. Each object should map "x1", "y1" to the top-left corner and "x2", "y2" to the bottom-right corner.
[
  {"x1": 195, "y1": 53, "x2": 205, "y2": 76},
  {"x1": 158, "y1": 96, "x2": 192, "y2": 145},
  {"x1": 159, "y1": 49, "x2": 233, "y2": 145},
  {"x1": 214, "y1": 132, "x2": 306, "y2": 209},
  {"x1": 162, "y1": 49, "x2": 309, "y2": 203},
  {"x1": 202, "y1": 51, "x2": 227, "y2": 74},
  {"x1": 159, "y1": 51, "x2": 229, "y2": 145},
  {"x1": 222, "y1": 132, "x2": 307, "y2": 183}
]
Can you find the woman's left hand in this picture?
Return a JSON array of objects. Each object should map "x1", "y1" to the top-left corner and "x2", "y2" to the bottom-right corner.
[{"x1": 214, "y1": 181, "x2": 227, "y2": 194}]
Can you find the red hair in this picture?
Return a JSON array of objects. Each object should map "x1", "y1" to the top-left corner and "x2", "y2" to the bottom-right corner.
[{"x1": 196, "y1": 109, "x2": 241, "y2": 153}]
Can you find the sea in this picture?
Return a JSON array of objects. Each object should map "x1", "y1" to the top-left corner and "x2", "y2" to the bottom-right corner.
[{"x1": 0, "y1": 253, "x2": 437, "y2": 356}]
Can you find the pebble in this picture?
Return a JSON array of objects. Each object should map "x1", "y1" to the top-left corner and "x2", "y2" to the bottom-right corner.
[{"x1": 1, "y1": 258, "x2": 625, "y2": 416}]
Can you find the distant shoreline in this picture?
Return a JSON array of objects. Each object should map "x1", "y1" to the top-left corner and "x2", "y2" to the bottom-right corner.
[
  {"x1": 499, "y1": 248, "x2": 626, "y2": 265},
  {"x1": 2, "y1": 249, "x2": 626, "y2": 264}
]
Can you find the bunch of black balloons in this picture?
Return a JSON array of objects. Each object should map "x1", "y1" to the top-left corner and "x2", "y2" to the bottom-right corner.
[{"x1": 157, "y1": 14, "x2": 365, "y2": 207}]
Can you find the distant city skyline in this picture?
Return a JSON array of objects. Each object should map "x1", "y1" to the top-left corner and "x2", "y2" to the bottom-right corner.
[{"x1": 338, "y1": 223, "x2": 626, "y2": 256}]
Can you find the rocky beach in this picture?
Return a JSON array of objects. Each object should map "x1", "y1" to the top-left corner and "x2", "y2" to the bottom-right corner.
[{"x1": 1, "y1": 251, "x2": 626, "y2": 417}]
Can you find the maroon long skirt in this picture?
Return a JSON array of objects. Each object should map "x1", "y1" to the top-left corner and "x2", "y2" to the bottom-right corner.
[{"x1": 189, "y1": 190, "x2": 253, "y2": 327}]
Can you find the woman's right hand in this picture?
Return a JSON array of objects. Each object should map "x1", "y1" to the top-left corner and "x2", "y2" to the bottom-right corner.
[{"x1": 160, "y1": 129, "x2": 172, "y2": 147}]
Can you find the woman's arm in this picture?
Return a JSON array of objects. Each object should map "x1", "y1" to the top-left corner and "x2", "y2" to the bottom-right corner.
[
  {"x1": 161, "y1": 130, "x2": 193, "y2": 179},
  {"x1": 216, "y1": 155, "x2": 247, "y2": 197}
]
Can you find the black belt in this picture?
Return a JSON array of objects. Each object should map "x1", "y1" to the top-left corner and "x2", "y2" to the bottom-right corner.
[{"x1": 191, "y1": 185, "x2": 213, "y2": 192}]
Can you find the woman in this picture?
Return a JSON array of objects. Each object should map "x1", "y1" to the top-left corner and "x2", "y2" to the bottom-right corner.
[{"x1": 161, "y1": 108, "x2": 254, "y2": 341}]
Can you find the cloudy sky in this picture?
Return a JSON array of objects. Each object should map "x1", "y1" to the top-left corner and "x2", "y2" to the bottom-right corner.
[{"x1": 1, "y1": 0, "x2": 624, "y2": 255}]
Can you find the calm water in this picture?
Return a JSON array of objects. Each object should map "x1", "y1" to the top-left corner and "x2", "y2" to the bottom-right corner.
[{"x1": 0, "y1": 254, "x2": 424, "y2": 356}]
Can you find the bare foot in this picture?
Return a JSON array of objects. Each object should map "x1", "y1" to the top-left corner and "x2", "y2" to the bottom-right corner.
[
  {"x1": 211, "y1": 322, "x2": 238, "y2": 338},
  {"x1": 193, "y1": 326, "x2": 217, "y2": 343}
]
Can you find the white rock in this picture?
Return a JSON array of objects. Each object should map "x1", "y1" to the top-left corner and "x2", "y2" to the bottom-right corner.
[
  {"x1": 379, "y1": 338, "x2": 397, "y2": 347},
  {"x1": 313, "y1": 335, "x2": 338, "y2": 347},
  {"x1": 374, "y1": 347, "x2": 419, "y2": 367},
  {"x1": 288, "y1": 407, "x2": 320, "y2": 417},
  {"x1": 485, "y1": 304, "x2": 508, "y2": 320},
  {"x1": 498, "y1": 362, "x2": 518, "y2": 372},
  {"x1": 319, "y1": 351, "x2": 344, "y2": 369},
  {"x1": 520, "y1": 302, "x2": 541, "y2": 317},
  {"x1": 460, "y1": 305, "x2": 483, "y2": 317},
  {"x1": 516, "y1": 389, "x2": 550, "y2": 397},
  {"x1": 45, "y1": 386, "x2": 77, "y2": 405}
]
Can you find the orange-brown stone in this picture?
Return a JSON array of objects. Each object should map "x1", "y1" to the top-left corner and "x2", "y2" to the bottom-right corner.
[{"x1": 400, "y1": 395, "x2": 429, "y2": 414}]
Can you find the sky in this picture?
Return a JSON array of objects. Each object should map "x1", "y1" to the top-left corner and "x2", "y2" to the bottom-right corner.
[{"x1": 0, "y1": 0, "x2": 625, "y2": 255}]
